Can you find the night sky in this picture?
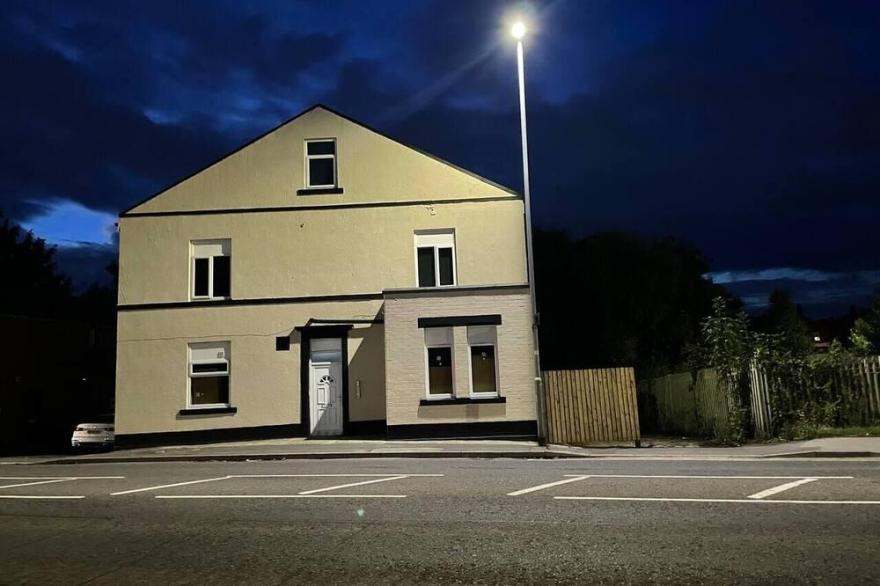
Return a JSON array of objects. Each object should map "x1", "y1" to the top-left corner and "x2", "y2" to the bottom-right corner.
[{"x1": 2, "y1": 0, "x2": 878, "y2": 316}]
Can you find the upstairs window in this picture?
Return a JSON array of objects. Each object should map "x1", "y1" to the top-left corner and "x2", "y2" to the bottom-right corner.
[
  {"x1": 415, "y1": 231, "x2": 456, "y2": 288},
  {"x1": 425, "y1": 327, "x2": 454, "y2": 398},
  {"x1": 191, "y1": 239, "x2": 231, "y2": 300},
  {"x1": 305, "y1": 139, "x2": 337, "y2": 188}
]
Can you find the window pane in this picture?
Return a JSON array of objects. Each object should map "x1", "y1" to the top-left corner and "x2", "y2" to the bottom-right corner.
[
  {"x1": 192, "y1": 362, "x2": 227, "y2": 374},
  {"x1": 438, "y1": 247, "x2": 454, "y2": 285},
  {"x1": 191, "y1": 375, "x2": 229, "y2": 404},
  {"x1": 470, "y1": 345, "x2": 497, "y2": 394},
  {"x1": 307, "y1": 141, "x2": 335, "y2": 155},
  {"x1": 427, "y1": 347, "x2": 453, "y2": 395},
  {"x1": 212, "y1": 255, "x2": 231, "y2": 297},
  {"x1": 417, "y1": 247, "x2": 436, "y2": 287},
  {"x1": 193, "y1": 258, "x2": 209, "y2": 297},
  {"x1": 308, "y1": 158, "x2": 335, "y2": 186}
]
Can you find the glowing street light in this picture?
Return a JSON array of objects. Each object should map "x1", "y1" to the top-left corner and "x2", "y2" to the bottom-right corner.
[{"x1": 509, "y1": 17, "x2": 546, "y2": 441}]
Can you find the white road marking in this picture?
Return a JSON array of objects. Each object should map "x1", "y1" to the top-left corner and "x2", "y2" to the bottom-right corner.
[
  {"x1": 0, "y1": 495, "x2": 85, "y2": 499},
  {"x1": 0, "y1": 476, "x2": 125, "y2": 499},
  {"x1": 298, "y1": 475, "x2": 410, "y2": 495},
  {"x1": 228, "y1": 474, "x2": 444, "y2": 478},
  {"x1": 112, "y1": 474, "x2": 443, "y2": 496},
  {"x1": 0, "y1": 479, "x2": 74, "y2": 490},
  {"x1": 508, "y1": 475, "x2": 591, "y2": 496},
  {"x1": 0, "y1": 476, "x2": 125, "y2": 480},
  {"x1": 111, "y1": 476, "x2": 229, "y2": 496},
  {"x1": 563, "y1": 474, "x2": 853, "y2": 480},
  {"x1": 747, "y1": 478, "x2": 819, "y2": 499},
  {"x1": 555, "y1": 496, "x2": 880, "y2": 505},
  {"x1": 155, "y1": 494, "x2": 407, "y2": 499}
]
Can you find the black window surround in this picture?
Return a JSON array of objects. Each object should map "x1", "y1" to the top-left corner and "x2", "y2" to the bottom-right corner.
[
  {"x1": 418, "y1": 314, "x2": 502, "y2": 328},
  {"x1": 419, "y1": 396, "x2": 506, "y2": 406},
  {"x1": 178, "y1": 406, "x2": 238, "y2": 416},
  {"x1": 296, "y1": 187, "x2": 344, "y2": 195}
]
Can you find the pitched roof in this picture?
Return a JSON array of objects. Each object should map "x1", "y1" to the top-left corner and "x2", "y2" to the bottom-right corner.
[{"x1": 120, "y1": 104, "x2": 519, "y2": 216}]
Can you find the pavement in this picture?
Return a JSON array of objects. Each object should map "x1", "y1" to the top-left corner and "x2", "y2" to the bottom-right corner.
[
  {"x1": 3, "y1": 435, "x2": 878, "y2": 466},
  {"x1": 1, "y1": 457, "x2": 879, "y2": 584}
]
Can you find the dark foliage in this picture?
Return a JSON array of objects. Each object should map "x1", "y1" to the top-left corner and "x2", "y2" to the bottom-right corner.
[
  {"x1": 0, "y1": 211, "x2": 72, "y2": 318},
  {"x1": 753, "y1": 288, "x2": 814, "y2": 355},
  {"x1": 534, "y1": 229, "x2": 733, "y2": 376}
]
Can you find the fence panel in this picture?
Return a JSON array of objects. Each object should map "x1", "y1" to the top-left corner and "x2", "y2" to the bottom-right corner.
[
  {"x1": 645, "y1": 356, "x2": 880, "y2": 440},
  {"x1": 749, "y1": 362, "x2": 773, "y2": 439},
  {"x1": 543, "y1": 367, "x2": 640, "y2": 446}
]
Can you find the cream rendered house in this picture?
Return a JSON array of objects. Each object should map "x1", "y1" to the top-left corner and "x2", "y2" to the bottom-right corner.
[{"x1": 115, "y1": 105, "x2": 537, "y2": 445}]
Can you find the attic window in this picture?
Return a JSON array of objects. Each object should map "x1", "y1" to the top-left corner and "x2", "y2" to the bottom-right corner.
[{"x1": 305, "y1": 139, "x2": 336, "y2": 188}]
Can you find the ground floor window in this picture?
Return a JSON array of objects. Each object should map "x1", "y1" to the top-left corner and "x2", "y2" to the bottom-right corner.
[
  {"x1": 188, "y1": 342, "x2": 230, "y2": 407},
  {"x1": 468, "y1": 325, "x2": 498, "y2": 397},
  {"x1": 425, "y1": 327, "x2": 454, "y2": 398}
]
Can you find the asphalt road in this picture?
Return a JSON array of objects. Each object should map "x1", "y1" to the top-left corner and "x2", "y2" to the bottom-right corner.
[{"x1": 1, "y1": 457, "x2": 879, "y2": 585}]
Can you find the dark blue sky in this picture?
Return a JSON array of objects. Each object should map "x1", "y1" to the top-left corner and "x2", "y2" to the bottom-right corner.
[{"x1": 2, "y1": 0, "x2": 879, "y2": 316}]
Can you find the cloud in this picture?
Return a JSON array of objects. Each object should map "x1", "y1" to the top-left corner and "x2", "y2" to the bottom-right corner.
[
  {"x1": 710, "y1": 268, "x2": 880, "y2": 317},
  {"x1": 20, "y1": 199, "x2": 117, "y2": 247},
  {"x1": 707, "y1": 268, "x2": 864, "y2": 285},
  {"x1": 1, "y1": 0, "x2": 879, "y2": 314}
]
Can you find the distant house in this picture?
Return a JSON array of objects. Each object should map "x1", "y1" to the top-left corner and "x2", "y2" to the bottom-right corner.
[{"x1": 115, "y1": 105, "x2": 537, "y2": 444}]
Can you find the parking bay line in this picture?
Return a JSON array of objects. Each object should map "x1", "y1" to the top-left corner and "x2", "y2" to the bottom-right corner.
[
  {"x1": 0, "y1": 477, "x2": 125, "y2": 499},
  {"x1": 508, "y1": 475, "x2": 591, "y2": 496},
  {"x1": 113, "y1": 474, "x2": 444, "y2": 497},
  {"x1": 0, "y1": 495, "x2": 85, "y2": 500},
  {"x1": 562, "y1": 474, "x2": 854, "y2": 480},
  {"x1": 555, "y1": 496, "x2": 880, "y2": 505},
  {"x1": 747, "y1": 478, "x2": 819, "y2": 499},
  {"x1": 297, "y1": 475, "x2": 410, "y2": 495},
  {"x1": 0, "y1": 476, "x2": 125, "y2": 480},
  {"x1": 156, "y1": 494, "x2": 408, "y2": 499},
  {"x1": 111, "y1": 476, "x2": 230, "y2": 496},
  {"x1": 0, "y1": 479, "x2": 76, "y2": 490},
  {"x1": 227, "y1": 474, "x2": 444, "y2": 478}
]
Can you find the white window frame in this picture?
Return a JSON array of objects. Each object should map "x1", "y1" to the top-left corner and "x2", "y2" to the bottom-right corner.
[
  {"x1": 414, "y1": 230, "x2": 457, "y2": 288},
  {"x1": 190, "y1": 239, "x2": 231, "y2": 301},
  {"x1": 187, "y1": 342, "x2": 231, "y2": 409},
  {"x1": 305, "y1": 138, "x2": 337, "y2": 188},
  {"x1": 467, "y1": 325, "x2": 500, "y2": 398},
  {"x1": 424, "y1": 327, "x2": 454, "y2": 400}
]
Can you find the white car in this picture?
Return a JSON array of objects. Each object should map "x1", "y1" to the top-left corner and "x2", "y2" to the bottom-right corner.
[{"x1": 71, "y1": 423, "x2": 115, "y2": 449}]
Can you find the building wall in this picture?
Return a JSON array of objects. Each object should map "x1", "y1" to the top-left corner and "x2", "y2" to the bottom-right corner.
[
  {"x1": 115, "y1": 300, "x2": 384, "y2": 435},
  {"x1": 117, "y1": 199, "x2": 527, "y2": 306},
  {"x1": 115, "y1": 106, "x2": 533, "y2": 439},
  {"x1": 130, "y1": 107, "x2": 514, "y2": 215},
  {"x1": 383, "y1": 288, "x2": 537, "y2": 427}
]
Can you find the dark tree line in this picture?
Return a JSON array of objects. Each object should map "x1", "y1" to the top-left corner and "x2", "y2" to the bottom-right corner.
[
  {"x1": 0, "y1": 212, "x2": 116, "y2": 323},
  {"x1": 533, "y1": 229, "x2": 734, "y2": 377}
]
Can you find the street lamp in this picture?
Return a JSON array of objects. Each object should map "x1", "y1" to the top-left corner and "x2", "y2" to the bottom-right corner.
[{"x1": 510, "y1": 20, "x2": 546, "y2": 441}]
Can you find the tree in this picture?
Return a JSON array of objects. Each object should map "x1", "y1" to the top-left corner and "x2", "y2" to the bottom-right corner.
[
  {"x1": 760, "y1": 289, "x2": 813, "y2": 356},
  {"x1": 850, "y1": 296, "x2": 880, "y2": 355},
  {"x1": 534, "y1": 229, "x2": 734, "y2": 376},
  {"x1": 0, "y1": 212, "x2": 72, "y2": 317},
  {"x1": 696, "y1": 297, "x2": 752, "y2": 442}
]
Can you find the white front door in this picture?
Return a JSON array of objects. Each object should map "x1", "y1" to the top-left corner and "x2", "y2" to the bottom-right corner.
[{"x1": 309, "y1": 338, "x2": 343, "y2": 436}]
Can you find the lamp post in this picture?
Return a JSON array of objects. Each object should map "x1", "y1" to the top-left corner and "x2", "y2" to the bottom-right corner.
[{"x1": 511, "y1": 21, "x2": 546, "y2": 441}]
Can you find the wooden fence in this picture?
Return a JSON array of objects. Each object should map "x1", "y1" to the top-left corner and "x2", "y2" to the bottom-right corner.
[
  {"x1": 639, "y1": 368, "x2": 729, "y2": 437},
  {"x1": 750, "y1": 355, "x2": 880, "y2": 437},
  {"x1": 543, "y1": 367, "x2": 641, "y2": 446},
  {"x1": 642, "y1": 355, "x2": 880, "y2": 438}
]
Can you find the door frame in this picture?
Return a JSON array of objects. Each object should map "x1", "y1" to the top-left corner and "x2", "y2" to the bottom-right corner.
[{"x1": 296, "y1": 324, "x2": 351, "y2": 437}]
